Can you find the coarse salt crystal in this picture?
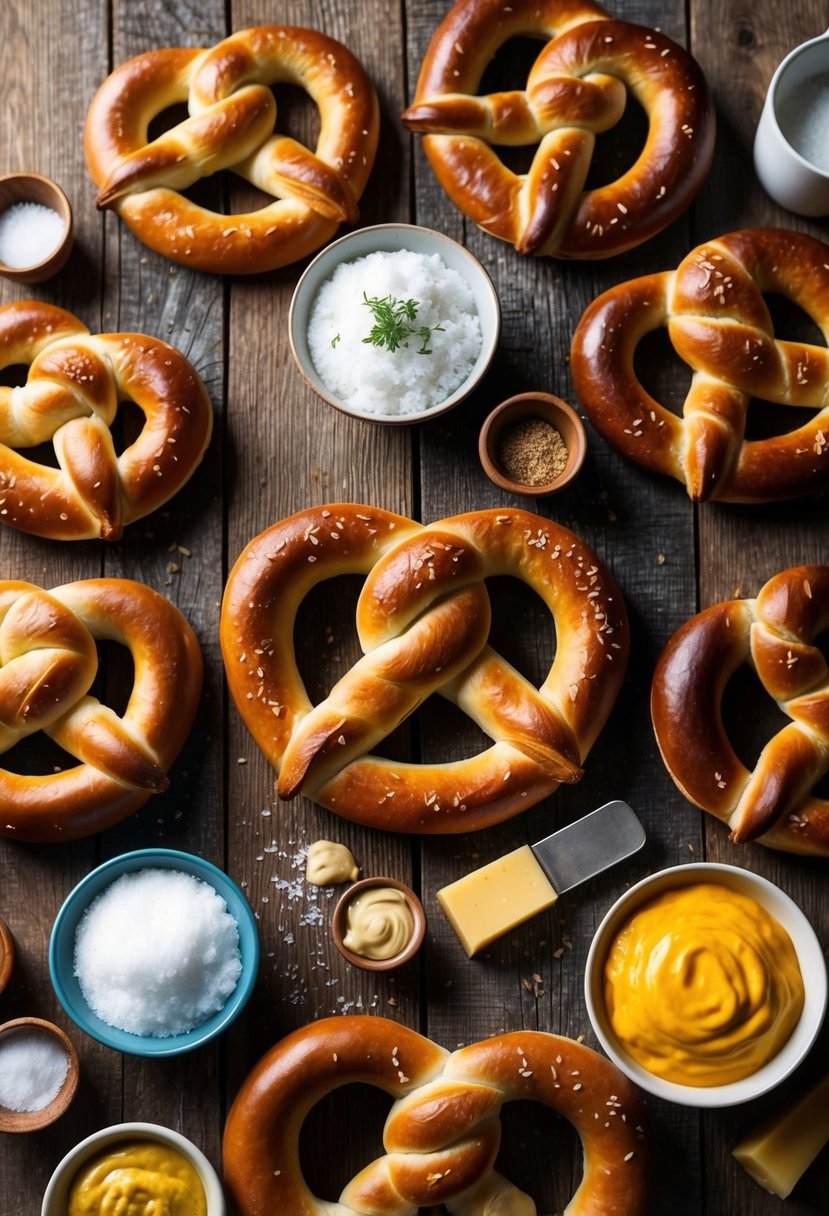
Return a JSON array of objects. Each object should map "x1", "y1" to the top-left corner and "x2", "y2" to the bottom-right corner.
[
  {"x1": 73, "y1": 868, "x2": 242, "y2": 1038},
  {"x1": 307, "y1": 249, "x2": 482, "y2": 417},
  {"x1": 0, "y1": 1027, "x2": 69, "y2": 1112},
  {"x1": 0, "y1": 201, "x2": 65, "y2": 269}
]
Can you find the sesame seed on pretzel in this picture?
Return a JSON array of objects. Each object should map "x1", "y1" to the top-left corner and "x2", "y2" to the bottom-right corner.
[
  {"x1": 223, "y1": 1016, "x2": 649, "y2": 1216},
  {"x1": 403, "y1": 0, "x2": 714, "y2": 259},
  {"x1": 220, "y1": 504, "x2": 628, "y2": 834},
  {"x1": 84, "y1": 25, "x2": 379, "y2": 274}
]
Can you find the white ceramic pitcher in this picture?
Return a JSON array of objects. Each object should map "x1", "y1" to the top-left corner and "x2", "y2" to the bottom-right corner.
[{"x1": 754, "y1": 26, "x2": 829, "y2": 216}]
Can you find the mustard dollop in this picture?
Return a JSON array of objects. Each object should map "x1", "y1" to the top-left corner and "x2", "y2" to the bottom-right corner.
[
  {"x1": 604, "y1": 883, "x2": 805, "y2": 1087},
  {"x1": 343, "y1": 887, "x2": 414, "y2": 960},
  {"x1": 68, "y1": 1139, "x2": 207, "y2": 1216}
]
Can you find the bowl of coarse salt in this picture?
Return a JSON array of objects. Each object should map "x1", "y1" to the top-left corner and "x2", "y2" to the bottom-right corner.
[
  {"x1": 0, "y1": 1017, "x2": 79, "y2": 1133},
  {"x1": 49, "y1": 849, "x2": 259, "y2": 1057},
  {"x1": 0, "y1": 173, "x2": 73, "y2": 284},
  {"x1": 289, "y1": 223, "x2": 501, "y2": 423}
]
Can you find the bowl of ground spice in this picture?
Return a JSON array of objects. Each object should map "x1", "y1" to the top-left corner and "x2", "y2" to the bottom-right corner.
[{"x1": 478, "y1": 392, "x2": 587, "y2": 496}]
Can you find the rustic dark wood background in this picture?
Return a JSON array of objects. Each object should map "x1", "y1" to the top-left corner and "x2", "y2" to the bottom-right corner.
[{"x1": 1, "y1": 0, "x2": 828, "y2": 1212}]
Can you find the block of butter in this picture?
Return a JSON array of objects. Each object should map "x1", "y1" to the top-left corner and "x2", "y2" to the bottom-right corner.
[{"x1": 438, "y1": 800, "x2": 645, "y2": 956}]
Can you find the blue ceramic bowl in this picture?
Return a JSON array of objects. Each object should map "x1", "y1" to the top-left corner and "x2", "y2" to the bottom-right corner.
[{"x1": 49, "y1": 849, "x2": 259, "y2": 1057}]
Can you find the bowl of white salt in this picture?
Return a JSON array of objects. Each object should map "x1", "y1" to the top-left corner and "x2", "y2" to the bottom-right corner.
[
  {"x1": 289, "y1": 223, "x2": 500, "y2": 423},
  {"x1": 49, "y1": 849, "x2": 259, "y2": 1057}
]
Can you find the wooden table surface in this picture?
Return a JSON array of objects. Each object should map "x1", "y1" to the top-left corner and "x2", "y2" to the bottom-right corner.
[{"x1": 2, "y1": 0, "x2": 828, "y2": 1212}]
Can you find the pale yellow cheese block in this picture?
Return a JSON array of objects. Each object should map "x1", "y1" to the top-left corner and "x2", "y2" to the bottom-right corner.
[
  {"x1": 437, "y1": 845, "x2": 557, "y2": 956},
  {"x1": 733, "y1": 1073, "x2": 829, "y2": 1198}
]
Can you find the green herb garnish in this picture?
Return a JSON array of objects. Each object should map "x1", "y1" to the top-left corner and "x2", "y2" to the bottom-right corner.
[
  {"x1": 361, "y1": 293, "x2": 444, "y2": 355},
  {"x1": 331, "y1": 333, "x2": 341, "y2": 348}
]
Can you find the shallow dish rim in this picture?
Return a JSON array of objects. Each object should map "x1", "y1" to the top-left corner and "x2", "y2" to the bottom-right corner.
[
  {"x1": 584, "y1": 861, "x2": 827, "y2": 1108},
  {"x1": 49, "y1": 847, "x2": 259, "y2": 1058},
  {"x1": 40, "y1": 1120, "x2": 226, "y2": 1216},
  {"x1": 288, "y1": 222, "x2": 501, "y2": 424}
]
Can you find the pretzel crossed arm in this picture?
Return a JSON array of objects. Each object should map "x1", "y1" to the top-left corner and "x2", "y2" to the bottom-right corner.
[
  {"x1": 403, "y1": 0, "x2": 714, "y2": 259},
  {"x1": 223, "y1": 1016, "x2": 650, "y2": 1216},
  {"x1": 85, "y1": 26, "x2": 379, "y2": 274},
  {"x1": 572, "y1": 228, "x2": 829, "y2": 503},
  {"x1": 221, "y1": 505, "x2": 628, "y2": 834},
  {"x1": 652, "y1": 566, "x2": 829, "y2": 856},
  {"x1": 0, "y1": 578, "x2": 202, "y2": 842},
  {"x1": 0, "y1": 300, "x2": 212, "y2": 540}
]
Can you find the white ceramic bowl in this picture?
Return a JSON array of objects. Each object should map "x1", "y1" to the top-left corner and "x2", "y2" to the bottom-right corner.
[
  {"x1": 288, "y1": 223, "x2": 501, "y2": 424},
  {"x1": 41, "y1": 1121, "x2": 226, "y2": 1216},
  {"x1": 584, "y1": 863, "x2": 827, "y2": 1108}
]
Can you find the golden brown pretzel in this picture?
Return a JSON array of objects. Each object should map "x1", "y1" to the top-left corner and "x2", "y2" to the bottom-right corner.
[
  {"x1": 0, "y1": 578, "x2": 202, "y2": 842},
  {"x1": 571, "y1": 228, "x2": 829, "y2": 502},
  {"x1": 652, "y1": 567, "x2": 829, "y2": 856},
  {"x1": 85, "y1": 25, "x2": 379, "y2": 274},
  {"x1": 402, "y1": 0, "x2": 714, "y2": 259},
  {"x1": 0, "y1": 301, "x2": 212, "y2": 540},
  {"x1": 221, "y1": 504, "x2": 628, "y2": 834},
  {"x1": 223, "y1": 1015, "x2": 649, "y2": 1215}
]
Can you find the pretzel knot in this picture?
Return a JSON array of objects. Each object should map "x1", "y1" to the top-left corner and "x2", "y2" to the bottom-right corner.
[
  {"x1": 0, "y1": 578, "x2": 202, "y2": 842},
  {"x1": 402, "y1": 0, "x2": 714, "y2": 258},
  {"x1": 0, "y1": 301, "x2": 212, "y2": 540},
  {"x1": 221, "y1": 505, "x2": 628, "y2": 834},
  {"x1": 84, "y1": 25, "x2": 380, "y2": 274},
  {"x1": 571, "y1": 228, "x2": 829, "y2": 502},
  {"x1": 222, "y1": 1016, "x2": 649, "y2": 1216},
  {"x1": 652, "y1": 567, "x2": 829, "y2": 857}
]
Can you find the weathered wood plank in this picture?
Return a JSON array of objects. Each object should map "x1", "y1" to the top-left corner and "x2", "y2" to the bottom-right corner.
[
  {"x1": 0, "y1": 2, "x2": 115, "y2": 1211},
  {"x1": 222, "y1": 0, "x2": 415, "y2": 1197},
  {"x1": 691, "y1": 1, "x2": 829, "y2": 1211},
  {"x1": 408, "y1": 0, "x2": 705, "y2": 1211}
]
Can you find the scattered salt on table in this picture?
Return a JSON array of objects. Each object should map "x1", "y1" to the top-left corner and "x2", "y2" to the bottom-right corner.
[
  {"x1": 0, "y1": 1028, "x2": 69, "y2": 1112},
  {"x1": 0, "y1": 202, "x2": 65, "y2": 269},
  {"x1": 73, "y1": 868, "x2": 242, "y2": 1038}
]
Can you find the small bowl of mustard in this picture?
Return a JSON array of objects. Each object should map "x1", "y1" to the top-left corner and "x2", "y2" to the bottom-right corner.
[
  {"x1": 41, "y1": 1121, "x2": 226, "y2": 1216},
  {"x1": 331, "y1": 876, "x2": 426, "y2": 971},
  {"x1": 584, "y1": 863, "x2": 827, "y2": 1108}
]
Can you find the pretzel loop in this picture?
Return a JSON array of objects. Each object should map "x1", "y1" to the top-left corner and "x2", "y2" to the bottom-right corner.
[
  {"x1": 652, "y1": 566, "x2": 829, "y2": 856},
  {"x1": 0, "y1": 578, "x2": 203, "y2": 842},
  {"x1": 85, "y1": 25, "x2": 380, "y2": 274},
  {"x1": 221, "y1": 505, "x2": 628, "y2": 834},
  {"x1": 0, "y1": 301, "x2": 212, "y2": 540},
  {"x1": 222, "y1": 1016, "x2": 649, "y2": 1216},
  {"x1": 403, "y1": 0, "x2": 714, "y2": 258},
  {"x1": 572, "y1": 228, "x2": 829, "y2": 503}
]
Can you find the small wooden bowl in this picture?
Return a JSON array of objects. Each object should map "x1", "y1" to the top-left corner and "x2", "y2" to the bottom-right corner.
[
  {"x1": 0, "y1": 1017, "x2": 79, "y2": 1133},
  {"x1": 332, "y1": 877, "x2": 426, "y2": 971},
  {"x1": 0, "y1": 919, "x2": 15, "y2": 996},
  {"x1": 0, "y1": 173, "x2": 73, "y2": 284},
  {"x1": 479, "y1": 392, "x2": 587, "y2": 497}
]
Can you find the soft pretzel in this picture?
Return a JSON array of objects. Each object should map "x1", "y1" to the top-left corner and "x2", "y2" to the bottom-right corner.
[
  {"x1": 571, "y1": 228, "x2": 829, "y2": 502},
  {"x1": 402, "y1": 0, "x2": 714, "y2": 259},
  {"x1": 84, "y1": 25, "x2": 379, "y2": 274},
  {"x1": 223, "y1": 1015, "x2": 649, "y2": 1215},
  {"x1": 0, "y1": 301, "x2": 212, "y2": 540},
  {"x1": 652, "y1": 567, "x2": 829, "y2": 856},
  {"x1": 221, "y1": 504, "x2": 628, "y2": 834},
  {"x1": 0, "y1": 578, "x2": 202, "y2": 842}
]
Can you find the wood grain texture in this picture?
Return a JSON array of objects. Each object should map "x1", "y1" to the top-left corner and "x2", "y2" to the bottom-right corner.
[{"x1": 0, "y1": 0, "x2": 827, "y2": 1213}]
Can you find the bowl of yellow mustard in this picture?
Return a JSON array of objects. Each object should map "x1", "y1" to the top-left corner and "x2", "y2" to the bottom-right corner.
[
  {"x1": 41, "y1": 1121, "x2": 225, "y2": 1216},
  {"x1": 584, "y1": 863, "x2": 826, "y2": 1107}
]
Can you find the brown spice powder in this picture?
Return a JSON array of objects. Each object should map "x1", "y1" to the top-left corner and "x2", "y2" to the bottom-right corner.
[{"x1": 498, "y1": 417, "x2": 569, "y2": 486}]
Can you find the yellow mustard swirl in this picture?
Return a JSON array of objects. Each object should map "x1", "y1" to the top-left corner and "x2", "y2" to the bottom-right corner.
[
  {"x1": 604, "y1": 883, "x2": 804, "y2": 1087},
  {"x1": 68, "y1": 1140, "x2": 207, "y2": 1216},
  {"x1": 343, "y1": 887, "x2": 414, "y2": 960}
]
